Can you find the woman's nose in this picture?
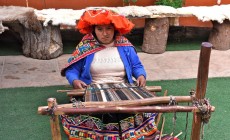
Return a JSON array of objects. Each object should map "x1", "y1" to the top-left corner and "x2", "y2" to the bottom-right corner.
[
  {"x1": 102, "y1": 32, "x2": 107, "y2": 36},
  {"x1": 102, "y1": 30, "x2": 108, "y2": 36}
]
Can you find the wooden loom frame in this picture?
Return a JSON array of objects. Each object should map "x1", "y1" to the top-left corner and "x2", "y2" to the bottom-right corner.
[{"x1": 38, "y1": 42, "x2": 215, "y2": 140}]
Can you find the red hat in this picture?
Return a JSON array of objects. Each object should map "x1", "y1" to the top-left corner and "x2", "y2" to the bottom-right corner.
[{"x1": 76, "y1": 9, "x2": 134, "y2": 34}]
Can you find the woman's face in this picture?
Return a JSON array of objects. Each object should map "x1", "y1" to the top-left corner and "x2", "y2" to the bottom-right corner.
[{"x1": 94, "y1": 24, "x2": 115, "y2": 44}]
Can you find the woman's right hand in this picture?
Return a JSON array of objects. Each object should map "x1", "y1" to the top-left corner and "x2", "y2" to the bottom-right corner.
[{"x1": 72, "y1": 80, "x2": 87, "y2": 89}]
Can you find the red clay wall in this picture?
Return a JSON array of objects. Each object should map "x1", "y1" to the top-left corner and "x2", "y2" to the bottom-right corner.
[{"x1": 0, "y1": 0, "x2": 155, "y2": 10}]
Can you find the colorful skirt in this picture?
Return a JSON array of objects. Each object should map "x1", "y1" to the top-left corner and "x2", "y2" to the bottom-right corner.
[{"x1": 60, "y1": 113, "x2": 158, "y2": 140}]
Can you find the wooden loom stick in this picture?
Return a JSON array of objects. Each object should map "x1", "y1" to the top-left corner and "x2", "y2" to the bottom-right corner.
[
  {"x1": 57, "y1": 88, "x2": 85, "y2": 93},
  {"x1": 57, "y1": 86, "x2": 162, "y2": 93},
  {"x1": 44, "y1": 104, "x2": 215, "y2": 115},
  {"x1": 156, "y1": 90, "x2": 168, "y2": 127},
  {"x1": 67, "y1": 91, "x2": 84, "y2": 97},
  {"x1": 66, "y1": 86, "x2": 162, "y2": 97},
  {"x1": 145, "y1": 86, "x2": 162, "y2": 92},
  {"x1": 47, "y1": 98, "x2": 61, "y2": 140},
  {"x1": 191, "y1": 42, "x2": 212, "y2": 140},
  {"x1": 38, "y1": 95, "x2": 193, "y2": 115},
  {"x1": 159, "y1": 116, "x2": 165, "y2": 140}
]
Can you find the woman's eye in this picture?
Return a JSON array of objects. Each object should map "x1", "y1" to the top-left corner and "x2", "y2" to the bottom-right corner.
[{"x1": 96, "y1": 28, "x2": 102, "y2": 31}]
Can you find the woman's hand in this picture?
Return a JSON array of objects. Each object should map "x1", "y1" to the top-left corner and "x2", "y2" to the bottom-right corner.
[
  {"x1": 136, "y1": 75, "x2": 146, "y2": 87},
  {"x1": 72, "y1": 80, "x2": 87, "y2": 89}
]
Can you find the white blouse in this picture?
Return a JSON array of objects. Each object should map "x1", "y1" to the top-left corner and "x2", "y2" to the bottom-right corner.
[{"x1": 90, "y1": 42, "x2": 127, "y2": 84}]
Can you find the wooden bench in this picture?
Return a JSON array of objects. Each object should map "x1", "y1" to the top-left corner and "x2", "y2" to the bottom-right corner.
[{"x1": 1, "y1": 5, "x2": 230, "y2": 60}]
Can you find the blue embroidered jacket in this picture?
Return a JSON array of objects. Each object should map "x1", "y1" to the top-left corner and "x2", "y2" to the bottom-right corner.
[{"x1": 65, "y1": 46, "x2": 146, "y2": 85}]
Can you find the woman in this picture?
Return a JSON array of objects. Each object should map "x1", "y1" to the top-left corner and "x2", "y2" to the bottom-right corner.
[
  {"x1": 61, "y1": 9, "x2": 146, "y2": 89},
  {"x1": 61, "y1": 9, "x2": 175, "y2": 140}
]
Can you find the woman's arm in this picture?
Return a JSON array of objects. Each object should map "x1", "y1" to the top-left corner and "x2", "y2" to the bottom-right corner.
[
  {"x1": 65, "y1": 59, "x2": 86, "y2": 89},
  {"x1": 129, "y1": 47, "x2": 147, "y2": 86}
]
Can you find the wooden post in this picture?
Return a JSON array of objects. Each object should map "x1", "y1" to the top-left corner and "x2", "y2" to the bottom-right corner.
[
  {"x1": 47, "y1": 98, "x2": 62, "y2": 140},
  {"x1": 191, "y1": 42, "x2": 212, "y2": 140}
]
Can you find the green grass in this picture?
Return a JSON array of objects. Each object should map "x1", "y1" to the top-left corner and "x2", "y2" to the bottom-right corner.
[
  {"x1": 0, "y1": 77, "x2": 229, "y2": 140},
  {"x1": 0, "y1": 86, "x2": 70, "y2": 140},
  {"x1": 166, "y1": 40, "x2": 202, "y2": 51},
  {"x1": 63, "y1": 41, "x2": 78, "y2": 54}
]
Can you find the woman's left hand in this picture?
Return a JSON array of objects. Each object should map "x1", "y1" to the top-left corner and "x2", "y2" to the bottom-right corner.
[{"x1": 136, "y1": 75, "x2": 146, "y2": 87}]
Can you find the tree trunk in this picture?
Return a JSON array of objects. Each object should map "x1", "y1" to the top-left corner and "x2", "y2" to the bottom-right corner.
[
  {"x1": 23, "y1": 24, "x2": 63, "y2": 59},
  {"x1": 142, "y1": 18, "x2": 169, "y2": 54},
  {"x1": 0, "y1": 6, "x2": 63, "y2": 60},
  {"x1": 9, "y1": 23, "x2": 63, "y2": 60},
  {"x1": 209, "y1": 20, "x2": 230, "y2": 50}
]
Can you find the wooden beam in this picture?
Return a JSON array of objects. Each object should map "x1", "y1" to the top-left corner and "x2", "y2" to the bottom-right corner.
[
  {"x1": 57, "y1": 86, "x2": 162, "y2": 97},
  {"x1": 53, "y1": 105, "x2": 215, "y2": 115},
  {"x1": 38, "y1": 95, "x2": 194, "y2": 115}
]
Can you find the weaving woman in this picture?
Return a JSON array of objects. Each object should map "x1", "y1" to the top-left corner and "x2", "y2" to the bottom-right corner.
[{"x1": 61, "y1": 8, "x2": 176, "y2": 140}]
